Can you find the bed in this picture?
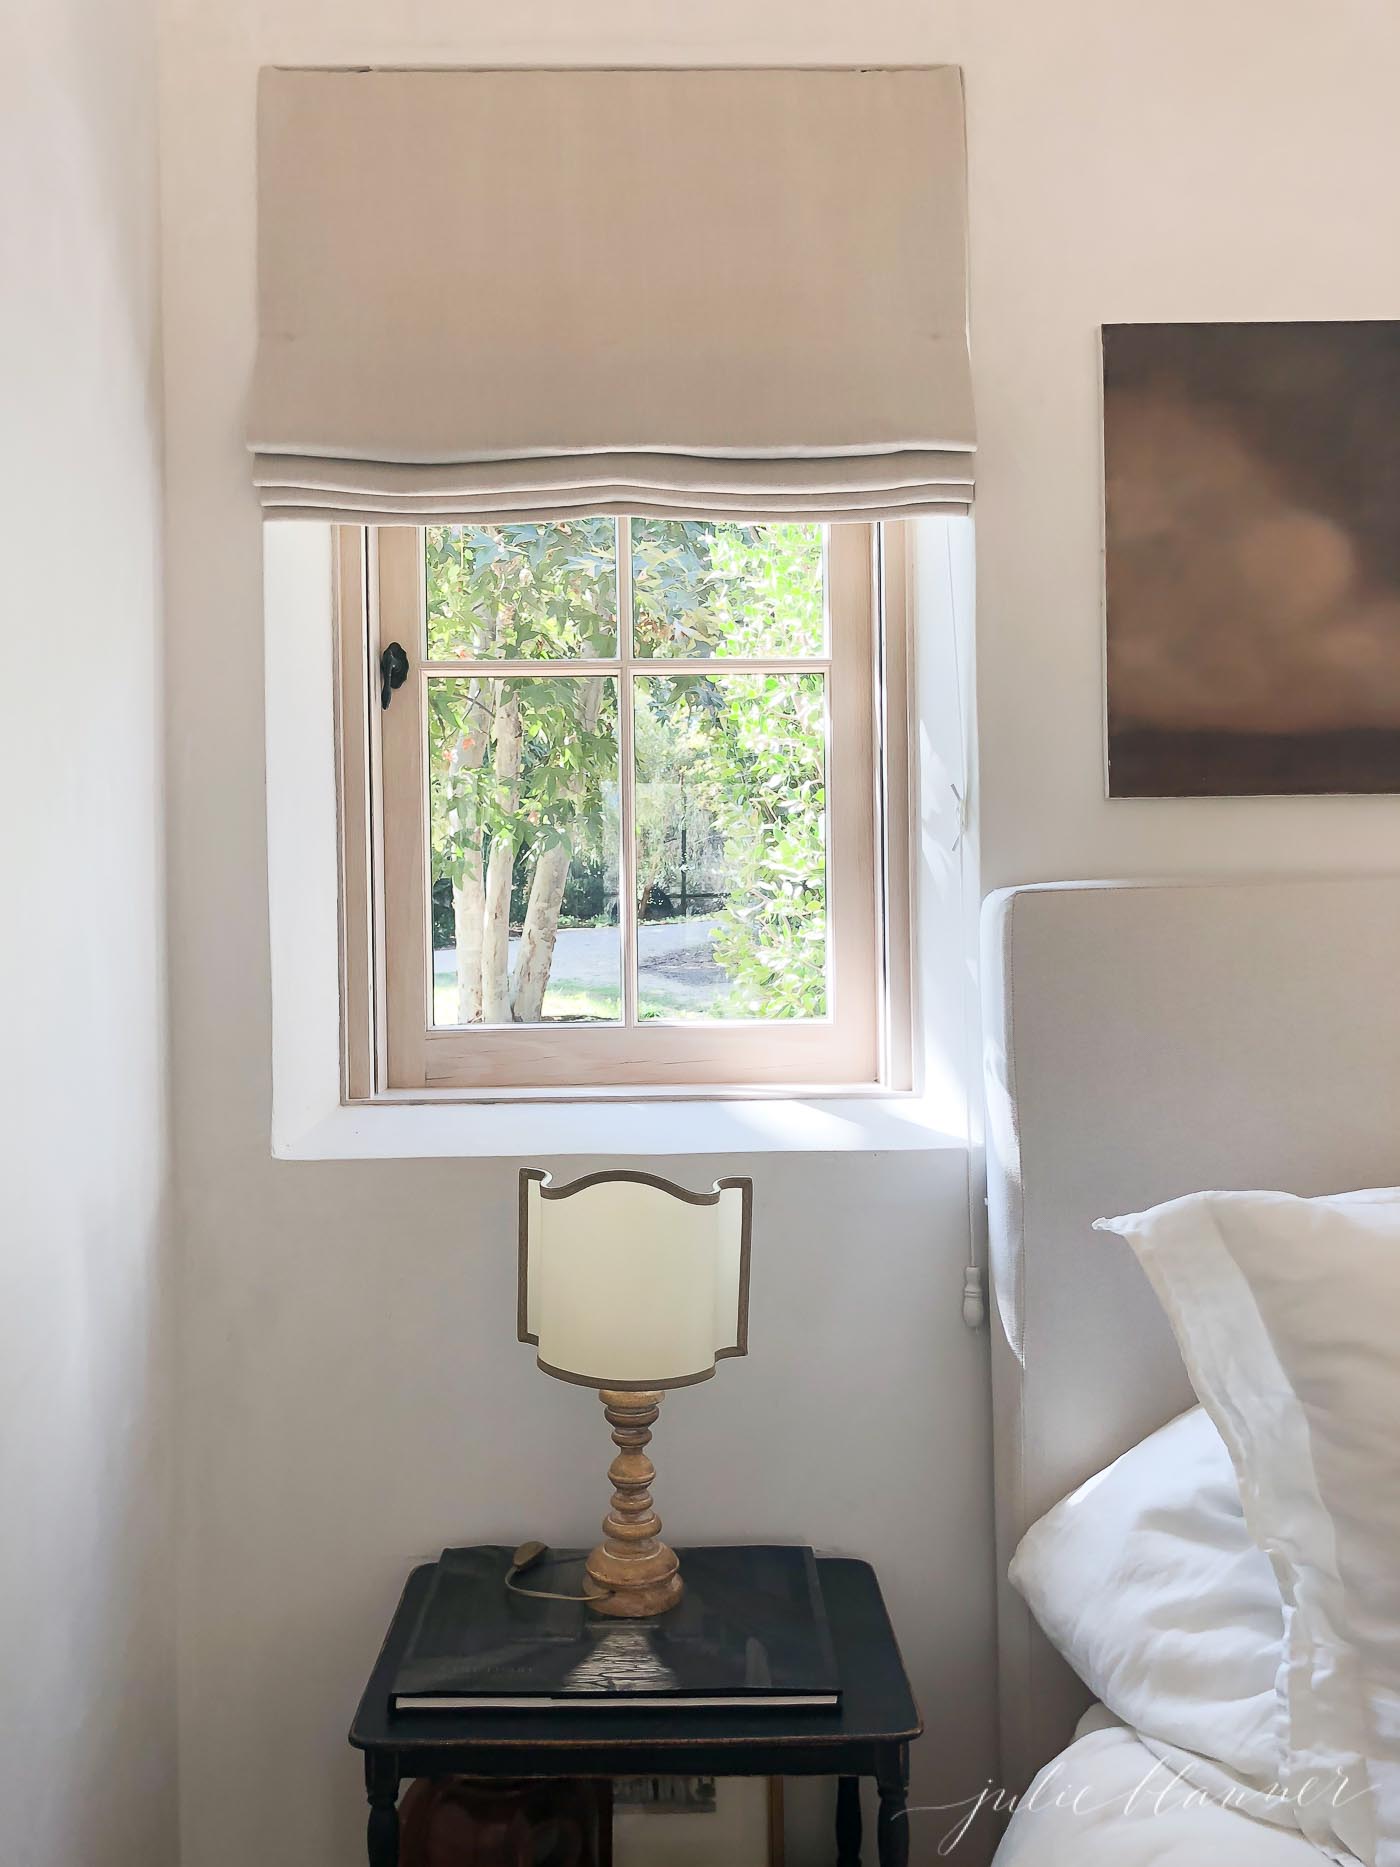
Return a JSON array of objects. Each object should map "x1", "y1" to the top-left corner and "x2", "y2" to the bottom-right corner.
[
  {"x1": 980, "y1": 878, "x2": 1400, "y2": 1863},
  {"x1": 992, "y1": 1708, "x2": 1332, "y2": 1866}
]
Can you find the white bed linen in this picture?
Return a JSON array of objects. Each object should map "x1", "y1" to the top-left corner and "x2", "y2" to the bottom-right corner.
[
  {"x1": 994, "y1": 1716, "x2": 1339, "y2": 1867},
  {"x1": 1099, "y1": 1188, "x2": 1400, "y2": 1866},
  {"x1": 1009, "y1": 1407, "x2": 1284, "y2": 1795}
]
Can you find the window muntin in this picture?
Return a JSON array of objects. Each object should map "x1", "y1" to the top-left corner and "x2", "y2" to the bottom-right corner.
[{"x1": 356, "y1": 519, "x2": 900, "y2": 1094}]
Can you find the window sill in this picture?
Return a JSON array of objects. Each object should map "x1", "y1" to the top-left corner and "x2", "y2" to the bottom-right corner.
[
  {"x1": 271, "y1": 1094, "x2": 965, "y2": 1161},
  {"x1": 263, "y1": 521, "x2": 978, "y2": 1169}
]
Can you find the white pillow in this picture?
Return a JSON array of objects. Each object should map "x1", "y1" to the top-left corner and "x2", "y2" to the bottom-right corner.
[
  {"x1": 1098, "y1": 1188, "x2": 1400, "y2": 1867},
  {"x1": 1010, "y1": 1406, "x2": 1287, "y2": 1806}
]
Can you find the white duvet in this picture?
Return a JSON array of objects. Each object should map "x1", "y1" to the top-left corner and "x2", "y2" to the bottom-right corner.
[{"x1": 995, "y1": 1714, "x2": 1338, "y2": 1867}]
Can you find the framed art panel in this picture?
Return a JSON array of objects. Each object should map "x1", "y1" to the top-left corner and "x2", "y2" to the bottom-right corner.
[{"x1": 1102, "y1": 320, "x2": 1400, "y2": 796}]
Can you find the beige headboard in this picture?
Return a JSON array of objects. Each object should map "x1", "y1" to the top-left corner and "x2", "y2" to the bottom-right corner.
[{"x1": 981, "y1": 877, "x2": 1400, "y2": 1794}]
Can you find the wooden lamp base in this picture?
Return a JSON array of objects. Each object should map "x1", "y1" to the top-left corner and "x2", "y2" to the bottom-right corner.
[{"x1": 584, "y1": 1390, "x2": 684, "y2": 1618}]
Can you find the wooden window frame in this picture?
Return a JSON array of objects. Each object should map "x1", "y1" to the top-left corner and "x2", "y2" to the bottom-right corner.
[{"x1": 335, "y1": 521, "x2": 914, "y2": 1101}]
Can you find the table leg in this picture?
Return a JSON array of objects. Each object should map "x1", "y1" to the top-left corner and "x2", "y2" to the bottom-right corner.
[
  {"x1": 876, "y1": 1745, "x2": 910, "y2": 1867},
  {"x1": 598, "y1": 1780, "x2": 614, "y2": 1867},
  {"x1": 365, "y1": 1753, "x2": 399, "y2": 1867},
  {"x1": 836, "y1": 1775, "x2": 862, "y2": 1864}
]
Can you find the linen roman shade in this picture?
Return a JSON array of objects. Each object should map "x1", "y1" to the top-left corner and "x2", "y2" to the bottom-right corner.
[{"x1": 251, "y1": 66, "x2": 974, "y2": 523}]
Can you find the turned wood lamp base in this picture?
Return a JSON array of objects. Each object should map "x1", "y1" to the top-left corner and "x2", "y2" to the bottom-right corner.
[{"x1": 583, "y1": 1390, "x2": 684, "y2": 1618}]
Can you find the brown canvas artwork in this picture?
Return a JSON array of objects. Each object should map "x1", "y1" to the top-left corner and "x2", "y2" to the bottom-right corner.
[{"x1": 1102, "y1": 320, "x2": 1400, "y2": 795}]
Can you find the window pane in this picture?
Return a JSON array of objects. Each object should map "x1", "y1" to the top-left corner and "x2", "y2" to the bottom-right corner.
[
  {"x1": 425, "y1": 522, "x2": 618, "y2": 661},
  {"x1": 633, "y1": 672, "x2": 828, "y2": 1021},
  {"x1": 631, "y1": 522, "x2": 826, "y2": 660},
  {"x1": 428, "y1": 675, "x2": 620, "y2": 1026}
]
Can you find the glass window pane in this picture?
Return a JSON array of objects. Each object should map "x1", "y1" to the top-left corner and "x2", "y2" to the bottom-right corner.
[
  {"x1": 631, "y1": 522, "x2": 826, "y2": 660},
  {"x1": 633, "y1": 672, "x2": 828, "y2": 1021},
  {"x1": 428, "y1": 675, "x2": 620, "y2": 1026},
  {"x1": 425, "y1": 522, "x2": 618, "y2": 661}
]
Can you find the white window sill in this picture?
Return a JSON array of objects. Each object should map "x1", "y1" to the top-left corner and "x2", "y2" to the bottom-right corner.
[
  {"x1": 272, "y1": 1095, "x2": 966, "y2": 1161},
  {"x1": 263, "y1": 521, "x2": 979, "y2": 1169}
]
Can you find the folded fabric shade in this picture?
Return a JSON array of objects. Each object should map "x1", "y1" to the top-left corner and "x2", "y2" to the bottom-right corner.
[{"x1": 250, "y1": 65, "x2": 975, "y2": 523}]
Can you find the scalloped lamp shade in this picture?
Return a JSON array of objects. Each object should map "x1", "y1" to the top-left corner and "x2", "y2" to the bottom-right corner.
[
  {"x1": 516, "y1": 1168, "x2": 753, "y2": 1618},
  {"x1": 518, "y1": 1169, "x2": 751, "y2": 1391}
]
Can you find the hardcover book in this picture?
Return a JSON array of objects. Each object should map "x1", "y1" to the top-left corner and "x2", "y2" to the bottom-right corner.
[{"x1": 391, "y1": 1544, "x2": 840, "y2": 1712}]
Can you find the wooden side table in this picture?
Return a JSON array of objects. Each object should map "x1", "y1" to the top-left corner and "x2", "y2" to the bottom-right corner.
[{"x1": 350, "y1": 1554, "x2": 922, "y2": 1866}]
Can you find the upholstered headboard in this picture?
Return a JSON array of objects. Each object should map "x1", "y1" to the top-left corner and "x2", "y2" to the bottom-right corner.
[{"x1": 981, "y1": 877, "x2": 1400, "y2": 1794}]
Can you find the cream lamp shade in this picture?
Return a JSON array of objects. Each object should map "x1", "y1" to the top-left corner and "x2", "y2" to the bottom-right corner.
[{"x1": 518, "y1": 1169, "x2": 752, "y2": 1391}]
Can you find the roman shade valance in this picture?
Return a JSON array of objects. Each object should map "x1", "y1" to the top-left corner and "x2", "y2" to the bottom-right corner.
[{"x1": 250, "y1": 66, "x2": 975, "y2": 524}]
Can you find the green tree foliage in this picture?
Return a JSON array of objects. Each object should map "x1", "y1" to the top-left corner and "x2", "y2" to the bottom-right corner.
[
  {"x1": 426, "y1": 519, "x2": 828, "y2": 1024},
  {"x1": 426, "y1": 522, "x2": 619, "y2": 1023},
  {"x1": 631, "y1": 523, "x2": 827, "y2": 1019}
]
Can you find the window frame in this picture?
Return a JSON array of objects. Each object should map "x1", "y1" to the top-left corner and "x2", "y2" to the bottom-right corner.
[{"x1": 335, "y1": 520, "x2": 914, "y2": 1100}]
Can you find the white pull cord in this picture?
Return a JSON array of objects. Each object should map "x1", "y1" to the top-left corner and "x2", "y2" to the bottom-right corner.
[{"x1": 962, "y1": 1264, "x2": 986, "y2": 1331}]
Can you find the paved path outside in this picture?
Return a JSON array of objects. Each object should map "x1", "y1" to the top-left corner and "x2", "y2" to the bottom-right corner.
[{"x1": 434, "y1": 916, "x2": 722, "y2": 990}]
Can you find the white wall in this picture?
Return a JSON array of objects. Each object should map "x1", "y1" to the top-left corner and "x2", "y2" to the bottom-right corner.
[
  {"x1": 2, "y1": 4, "x2": 175, "y2": 1866},
  {"x1": 158, "y1": 4, "x2": 1400, "y2": 1866},
  {"x1": 969, "y1": 4, "x2": 1400, "y2": 887},
  {"x1": 160, "y1": 9, "x2": 994, "y2": 1864}
]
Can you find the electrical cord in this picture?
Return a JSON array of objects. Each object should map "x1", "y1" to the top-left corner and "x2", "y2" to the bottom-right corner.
[{"x1": 504, "y1": 1541, "x2": 612, "y2": 1605}]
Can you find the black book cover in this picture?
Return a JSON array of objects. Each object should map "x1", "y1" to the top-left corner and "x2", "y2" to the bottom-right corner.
[{"x1": 392, "y1": 1545, "x2": 840, "y2": 1710}]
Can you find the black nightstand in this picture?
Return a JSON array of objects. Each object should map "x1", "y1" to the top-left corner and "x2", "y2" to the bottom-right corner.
[{"x1": 350, "y1": 1553, "x2": 922, "y2": 1866}]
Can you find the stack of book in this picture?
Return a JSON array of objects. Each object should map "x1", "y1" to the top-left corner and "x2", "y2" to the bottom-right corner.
[{"x1": 390, "y1": 1544, "x2": 840, "y2": 1714}]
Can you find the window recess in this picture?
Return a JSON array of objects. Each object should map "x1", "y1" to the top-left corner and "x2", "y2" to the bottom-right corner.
[{"x1": 337, "y1": 518, "x2": 913, "y2": 1098}]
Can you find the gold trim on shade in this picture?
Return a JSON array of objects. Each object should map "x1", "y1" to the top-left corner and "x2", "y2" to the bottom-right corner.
[
  {"x1": 534, "y1": 1355, "x2": 732, "y2": 1393},
  {"x1": 516, "y1": 1167, "x2": 753, "y2": 1390}
]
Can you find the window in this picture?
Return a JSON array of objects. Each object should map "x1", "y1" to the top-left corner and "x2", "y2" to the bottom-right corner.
[{"x1": 336, "y1": 520, "x2": 912, "y2": 1097}]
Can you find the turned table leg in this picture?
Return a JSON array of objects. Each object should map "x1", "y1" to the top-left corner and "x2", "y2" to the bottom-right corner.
[
  {"x1": 836, "y1": 1775, "x2": 863, "y2": 1865},
  {"x1": 365, "y1": 1753, "x2": 400, "y2": 1867},
  {"x1": 876, "y1": 1745, "x2": 910, "y2": 1867}
]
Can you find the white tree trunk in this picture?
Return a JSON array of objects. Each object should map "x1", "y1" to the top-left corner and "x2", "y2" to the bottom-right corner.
[
  {"x1": 480, "y1": 689, "x2": 522, "y2": 1024},
  {"x1": 445, "y1": 679, "x2": 493, "y2": 1025},
  {"x1": 509, "y1": 676, "x2": 605, "y2": 1023},
  {"x1": 452, "y1": 851, "x2": 486, "y2": 1024},
  {"x1": 509, "y1": 843, "x2": 571, "y2": 1024}
]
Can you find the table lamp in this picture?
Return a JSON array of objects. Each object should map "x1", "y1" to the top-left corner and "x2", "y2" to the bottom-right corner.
[{"x1": 518, "y1": 1167, "x2": 753, "y2": 1618}]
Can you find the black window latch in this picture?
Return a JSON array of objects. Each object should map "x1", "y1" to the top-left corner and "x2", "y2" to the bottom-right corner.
[{"x1": 380, "y1": 641, "x2": 409, "y2": 710}]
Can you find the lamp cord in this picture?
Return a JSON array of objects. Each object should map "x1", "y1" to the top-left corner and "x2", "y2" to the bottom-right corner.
[
  {"x1": 941, "y1": 525, "x2": 987, "y2": 1335},
  {"x1": 504, "y1": 1542, "x2": 610, "y2": 1605}
]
